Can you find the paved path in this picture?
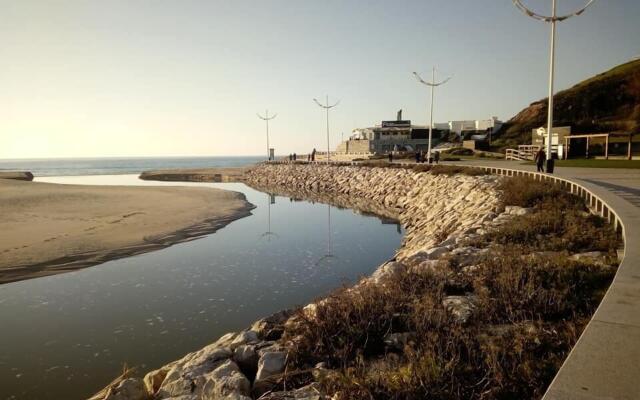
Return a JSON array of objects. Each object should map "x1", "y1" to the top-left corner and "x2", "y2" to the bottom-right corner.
[{"x1": 441, "y1": 160, "x2": 640, "y2": 400}]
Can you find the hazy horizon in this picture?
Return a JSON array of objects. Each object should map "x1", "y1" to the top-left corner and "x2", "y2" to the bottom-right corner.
[{"x1": 2, "y1": 0, "x2": 639, "y2": 159}]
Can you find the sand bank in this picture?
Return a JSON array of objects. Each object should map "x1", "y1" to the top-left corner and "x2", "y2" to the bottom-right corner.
[{"x1": 0, "y1": 178, "x2": 253, "y2": 284}]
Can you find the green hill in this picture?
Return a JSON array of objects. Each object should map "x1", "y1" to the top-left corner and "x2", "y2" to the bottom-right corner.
[{"x1": 492, "y1": 59, "x2": 640, "y2": 150}]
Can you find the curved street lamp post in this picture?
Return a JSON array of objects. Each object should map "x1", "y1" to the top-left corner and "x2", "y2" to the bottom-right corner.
[
  {"x1": 512, "y1": 0, "x2": 596, "y2": 172},
  {"x1": 257, "y1": 110, "x2": 277, "y2": 161},
  {"x1": 313, "y1": 95, "x2": 340, "y2": 164},
  {"x1": 413, "y1": 68, "x2": 451, "y2": 163}
]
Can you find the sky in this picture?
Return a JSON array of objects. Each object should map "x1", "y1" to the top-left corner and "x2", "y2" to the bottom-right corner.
[{"x1": 1, "y1": 0, "x2": 639, "y2": 159}]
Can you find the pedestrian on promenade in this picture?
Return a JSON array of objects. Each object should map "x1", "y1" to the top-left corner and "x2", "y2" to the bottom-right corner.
[
  {"x1": 388, "y1": 151, "x2": 393, "y2": 163},
  {"x1": 293, "y1": 153, "x2": 297, "y2": 161},
  {"x1": 311, "y1": 148, "x2": 316, "y2": 162},
  {"x1": 415, "y1": 151, "x2": 420, "y2": 163},
  {"x1": 420, "y1": 151, "x2": 426, "y2": 163},
  {"x1": 434, "y1": 151, "x2": 440, "y2": 164},
  {"x1": 535, "y1": 148, "x2": 546, "y2": 172},
  {"x1": 288, "y1": 154, "x2": 292, "y2": 162}
]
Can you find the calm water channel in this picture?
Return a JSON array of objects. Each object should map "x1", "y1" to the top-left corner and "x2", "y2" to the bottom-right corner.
[{"x1": 0, "y1": 175, "x2": 403, "y2": 400}]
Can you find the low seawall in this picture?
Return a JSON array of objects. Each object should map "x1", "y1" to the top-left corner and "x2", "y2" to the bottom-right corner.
[
  {"x1": 98, "y1": 164, "x2": 509, "y2": 400},
  {"x1": 96, "y1": 163, "x2": 619, "y2": 400},
  {"x1": 245, "y1": 164, "x2": 502, "y2": 262}
]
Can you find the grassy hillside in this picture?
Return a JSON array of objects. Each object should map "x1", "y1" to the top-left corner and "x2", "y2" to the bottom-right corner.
[{"x1": 493, "y1": 59, "x2": 640, "y2": 150}]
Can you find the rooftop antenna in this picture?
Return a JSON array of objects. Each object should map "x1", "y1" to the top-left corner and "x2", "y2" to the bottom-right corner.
[
  {"x1": 512, "y1": 0, "x2": 596, "y2": 173},
  {"x1": 257, "y1": 109, "x2": 277, "y2": 161},
  {"x1": 413, "y1": 68, "x2": 452, "y2": 163},
  {"x1": 313, "y1": 95, "x2": 340, "y2": 164}
]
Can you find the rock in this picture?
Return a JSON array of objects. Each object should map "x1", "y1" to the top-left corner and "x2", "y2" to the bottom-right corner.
[
  {"x1": 370, "y1": 261, "x2": 405, "y2": 283},
  {"x1": 254, "y1": 351, "x2": 287, "y2": 396},
  {"x1": 442, "y1": 296, "x2": 475, "y2": 323},
  {"x1": 439, "y1": 234, "x2": 459, "y2": 247},
  {"x1": 255, "y1": 351, "x2": 287, "y2": 381},
  {"x1": 302, "y1": 303, "x2": 318, "y2": 319},
  {"x1": 199, "y1": 359, "x2": 251, "y2": 398},
  {"x1": 104, "y1": 378, "x2": 147, "y2": 400},
  {"x1": 251, "y1": 309, "x2": 293, "y2": 340},
  {"x1": 412, "y1": 246, "x2": 450, "y2": 262},
  {"x1": 233, "y1": 344, "x2": 259, "y2": 377},
  {"x1": 384, "y1": 332, "x2": 413, "y2": 351},
  {"x1": 569, "y1": 251, "x2": 608, "y2": 265},
  {"x1": 230, "y1": 330, "x2": 258, "y2": 349},
  {"x1": 156, "y1": 345, "x2": 233, "y2": 397},
  {"x1": 143, "y1": 366, "x2": 170, "y2": 395},
  {"x1": 505, "y1": 205, "x2": 533, "y2": 216},
  {"x1": 259, "y1": 382, "x2": 326, "y2": 399}
]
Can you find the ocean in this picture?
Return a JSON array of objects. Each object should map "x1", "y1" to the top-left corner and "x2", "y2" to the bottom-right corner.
[{"x1": 0, "y1": 156, "x2": 265, "y2": 177}]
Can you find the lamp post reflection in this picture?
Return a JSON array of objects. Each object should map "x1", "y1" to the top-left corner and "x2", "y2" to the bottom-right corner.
[
  {"x1": 316, "y1": 204, "x2": 337, "y2": 266},
  {"x1": 260, "y1": 193, "x2": 278, "y2": 241}
]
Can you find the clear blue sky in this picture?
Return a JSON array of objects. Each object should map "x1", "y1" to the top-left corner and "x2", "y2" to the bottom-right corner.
[{"x1": 1, "y1": 0, "x2": 639, "y2": 158}]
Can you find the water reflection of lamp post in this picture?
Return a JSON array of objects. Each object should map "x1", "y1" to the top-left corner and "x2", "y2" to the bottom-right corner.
[
  {"x1": 257, "y1": 110, "x2": 277, "y2": 161},
  {"x1": 260, "y1": 194, "x2": 278, "y2": 241},
  {"x1": 315, "y1": 204, "x2": 336, "y2": 266},
  {"x1": 313, "y1": 96, "x2": 340, "y2": 164},
  {"x1": 413, "y1": 68, "x2": 451, "y2": 163},
  {"x1": 512, "y1": 0, "x2": 596, "y2": 172}
]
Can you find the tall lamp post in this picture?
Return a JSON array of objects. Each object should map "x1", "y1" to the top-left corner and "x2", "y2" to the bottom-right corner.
[
  {"x1": 512, "y1": 0, "x2": 596, "y2": 172},
  {"x1": 413, "y1": 68, "x2": 451, "y2": 163},
  {"x1": 313, "y1": 95, "x2": 340, "y2": 163},
  {"x1": 257, "y1": 109, "x2": 277, "y2": 161}
]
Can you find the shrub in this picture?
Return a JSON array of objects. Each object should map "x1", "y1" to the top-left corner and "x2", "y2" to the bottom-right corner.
[{"x1": 279, "y1": 175, "x2": 620, "y2": 400}]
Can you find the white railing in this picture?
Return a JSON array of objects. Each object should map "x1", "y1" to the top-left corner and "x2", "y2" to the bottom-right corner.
[{"x1": 505, "y1": 145, "x2": 540, "y2": 161}]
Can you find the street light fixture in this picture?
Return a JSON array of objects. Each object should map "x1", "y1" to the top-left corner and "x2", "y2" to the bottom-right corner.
[
  {"x1": 313, "y1": 95, "x2": 340, "y2": 163},
  {"x1": 512, "y1": 0, "x2": 596, "y2": 172},
  {"x1": 257, "y1": 109, "x2": 277, "y2": 161},
  {"x1": 413, "y1": 68, "x2": 451, "y2": 163}
]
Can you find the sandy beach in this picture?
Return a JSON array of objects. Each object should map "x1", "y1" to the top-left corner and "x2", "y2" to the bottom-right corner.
[{"x1": 0, "y1": 178, "x2": 253, "y2": 284}]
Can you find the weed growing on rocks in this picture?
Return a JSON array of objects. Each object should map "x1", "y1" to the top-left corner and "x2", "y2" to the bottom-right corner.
[{"x1": 279, "y1": 176, "x2": 619, "y2": 400}]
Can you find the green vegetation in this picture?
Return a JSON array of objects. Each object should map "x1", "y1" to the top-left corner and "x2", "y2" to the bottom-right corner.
[
  {"x1": 523, "y1": 159, "x2": 640, "y2": 169},
  {"x1": 492, "y1": 59, "x2": 640, "y2": 150},
  {"x1": 278, "y1": 177, "x2": 620, "y2": 400}
]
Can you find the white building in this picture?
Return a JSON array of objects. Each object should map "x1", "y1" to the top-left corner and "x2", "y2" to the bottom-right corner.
[{"x1": 433, "y1": 117, "x2": 503, "y2": 136}]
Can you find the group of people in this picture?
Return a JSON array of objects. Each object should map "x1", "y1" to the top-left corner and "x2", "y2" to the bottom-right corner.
[
  {"x1": 387, "y1": 149, "x2": 440, "y2": 164},
  {"x1": 287, "y1": 148, "x2": 317, "y2": 162},
  {"x1": 415, "y1": 150, "x2": 440, "y2": 164}
]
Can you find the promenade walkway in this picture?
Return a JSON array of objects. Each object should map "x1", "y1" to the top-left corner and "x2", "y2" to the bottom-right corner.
[{"x1": 442, "y1": 160, "x2": 640, "y2": 400}]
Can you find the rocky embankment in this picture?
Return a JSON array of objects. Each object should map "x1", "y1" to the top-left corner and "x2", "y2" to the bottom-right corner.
[
  {"x1": 94, "y1": 164, "x2": 548, "y2": 400},
  {"x1": 0, "y1": 171, "x2": 33, "y2": 181}
]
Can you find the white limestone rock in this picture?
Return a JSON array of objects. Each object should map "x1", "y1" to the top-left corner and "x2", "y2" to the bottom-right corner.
[
  {"x1": 442, "y1": 295, "x2": 476, "y2": 323},
  {"x1": 103, "y1": 378, "x2": 147, "y2": 400}
]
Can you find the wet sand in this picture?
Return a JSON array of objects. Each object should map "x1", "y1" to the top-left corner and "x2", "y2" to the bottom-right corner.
[{"x1": 0, "y1": 178, "x2": 253, "y2": 284}]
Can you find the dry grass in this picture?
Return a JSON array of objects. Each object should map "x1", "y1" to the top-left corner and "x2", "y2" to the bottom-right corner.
[{"x1": 279, "y1": 176, "x2": 620, "y2": 400}]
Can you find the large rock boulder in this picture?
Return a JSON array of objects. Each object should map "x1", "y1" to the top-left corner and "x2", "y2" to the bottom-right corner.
[
  {"x1": 103, "y1": 378, "x2": 147, "y2": 400},
  {"x1": 253, "y1": 351, "x2": 287, "y2": 396}
]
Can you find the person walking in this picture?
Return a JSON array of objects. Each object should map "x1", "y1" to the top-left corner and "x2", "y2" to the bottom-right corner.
[
  {"x1": 415, "y1": 151, "x2": 420, "y2": 164},
  {"x1": 535, "y1": 148, "x2": 546, "y2": 172},
  {"x1": 293, "y1": 152, "x2": 297, "y2": 161},
  {"x1": 311, "y1": 148, "x2": 316, "y2": 162},
  {"x1": 434, "y1": 151, "x2": 440, "y2": 164},
  {"x1": 388, "y1": 151, "x2": 393, "y2": 163}
]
